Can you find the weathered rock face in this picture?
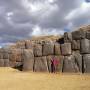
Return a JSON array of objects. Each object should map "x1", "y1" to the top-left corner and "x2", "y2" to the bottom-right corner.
[
  {"x1": 22, "y1": 49, "x2": 34, "y2": 71},
  {"x1": 83, "y1": 54, "x2": 90, "y2": 73},
  {"x1": 80, "y1": 39, "x2": 90, "y2": 54},
  {"x1": 61, "y1": 43, "x2": 72, "y2": 55},
  {"x1": 0, "y1": 59, "x2": 4, "y2": 67},
  {"x1": 33, "y1": 44, "x2": 42, "y2": 57},
  {"x1": 72, "y1": 51, "x2": 82, "y2": 72},
  {"x1": 72, "y1": 40, "x2": 80, "y2": 50},
  {"x1": 16, "y1": 41, "x2": 25, "y2": 49},
  {"x1": 43, "y1": 43, "x2": 54, "y2": 56},
  {"x1": 63, "y1": 55, "x2": 79, "y2": 73},
  {"x1": 86, "y1": 31, "x2": 90, "y2": 39},
  {"x1": 54, "y1": 43, "x2": 61, "y2": 55},
  {"x1": 34, "y1": 56, "x2": 48, "y2": 72},
  {"x1": 64, "y1": 32, "x2": 72, "y2": 43},
  {"x1": 72, "y1": 30, "x2": 86, "y2": 40}
]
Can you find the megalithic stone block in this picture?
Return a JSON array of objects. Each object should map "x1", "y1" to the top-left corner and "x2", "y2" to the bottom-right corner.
[
  {"x1": 62, "y1": 55, "x2": 79, "y2": 73},
  {"x1": 54, "y1": 43, "x2": 61, "y2": 55},
  {"x1": 64, "y1": 32, "x2": 72, "y2": 43},
  {"x1": 80, "y1": 39, "x2": 90, "y2": 54},
  {"x1": 72, "y1": 51, "x2": 82, "y2": 73},
  {"x1": 72, "y1": 40, "x2": 80, "y2": 50},
  {"x1": 86, "y1": 31, "x2": 90, "y2": 39},
  {"x1": 34, "y1": 56, "x2": 48, "y2": 72},
  {"x1": 0, "y1": 59, "x2": 4, "y2": 67},
  {"x1": 43, "y1": 43, "x2": 54, "y2": 56},
  {"x1": 25, "y1": 40, "x2": 34, "y2": 49},
  {"x1": 34, "y1": 44, "x2": 42, "y2": 57},
  {"x1": 4, "y1": 59, "x2": 9, "y2": 67},
  {"x1": 3, "y1": 53, "x2": 9, "y2": 59},
  {"x1": 47, "y1": 55, "x2": 64, "y2": 72},
  {"x1": 72, "y1": 30, "x2": 86, "y2": 40},
  {"x1": 22, "y1": 49, "x2": 34, "y2": 71},
  {"x1": 61, "y1": 43, "x2": 71, "y2": 55},
  {"x1": 0, "y1": 53, "x2": 3, "y2": 59},
  {"x1": 83, "y1": 54, "x2": 90, "y2": 73}
]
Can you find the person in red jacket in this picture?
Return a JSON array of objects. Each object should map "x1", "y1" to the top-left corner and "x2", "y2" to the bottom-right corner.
[{"x1": 51, "y1": 57, "x2": 59, "y2": 73}]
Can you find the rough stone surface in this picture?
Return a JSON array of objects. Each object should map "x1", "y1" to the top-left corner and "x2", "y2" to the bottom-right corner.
[
  {"x1": 0, "y1": 59, "x2": 4, "y2": 67},
  {"x1": 4, "y1": 59, "x2": 9, "y2": 67},
  {"x1": 47, "y1": 55, "x2": 64, "y2": 72},
  {"x1": 80, "y1": 39, "x2": 90, "y2": 54},
  {"x1": 22, "y1": 49, "x2": 34, "y2": 71},
  {"x1": 16, "y1": 41, "x2": 25, "y2": 49},
  {"x1": 25, "y1": 40, "x2": 34, "y2": 49},
  {"x1": 3, "y1": 53, "x2": 9, "y2": 59},
  {"x1": 63, "y1": 55, "x2": 80, "y2": 73},
  {"x1": 64, "y1": 32, "x2": 72, "y2": 42},
  {"x1": 72, "y1": 40, "x2": 80, "y2": 50},
  {"x1": 34, "y1": 44, "x2": 42, "y2": 57},
  {"x1": 54, "y1": 43, "x2": 61, "y2": 55},
  {"x1": 72, "y1": 30, "x2": 86, "y2": 40},
  {"x1": 86, "y1": 31, "x2": 90, "y2": 39},
  {"x1": 83, "y1": 54, "x2": 90, "y2": 73},
  {"x1": 0, "y1": 53, "x2": 3, "y2": 59},
  {"x1": 72, "y1": 51, "x2": 82, "y2": 72},
  {"x1": 34, "y1": 56, "x2": 48, "y2": 72},
  {"x1": 61, "y1": 43, "x2": 71, "y2": 55},
  {"x1": 43, "y1": 43, "x2": 54, "y2": 56}
]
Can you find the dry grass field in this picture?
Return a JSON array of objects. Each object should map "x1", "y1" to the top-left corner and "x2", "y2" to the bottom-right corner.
[{"x1": 0, "y1": 68, "x2": 90, "y2": 90}]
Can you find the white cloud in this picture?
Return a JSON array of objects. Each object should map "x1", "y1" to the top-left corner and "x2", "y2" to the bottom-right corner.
[{"x1": 65, "y1": 1, "x2": 90, "y2": 21}]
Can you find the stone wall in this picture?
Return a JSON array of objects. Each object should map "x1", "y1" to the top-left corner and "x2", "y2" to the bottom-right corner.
[{"x1": 0, "y1": 25, "x2": 90, "y2": 73}]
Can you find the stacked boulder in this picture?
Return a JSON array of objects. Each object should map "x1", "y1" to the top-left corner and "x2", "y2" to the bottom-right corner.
[{"x1": 0, "y1": 25, "x2": 90, "y2": 73}]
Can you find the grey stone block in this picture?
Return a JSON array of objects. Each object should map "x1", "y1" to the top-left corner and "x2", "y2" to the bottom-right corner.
[
  {"x1": 47, "y1": 55, "x2": 64, "y2": 72},
  {"x1": 4, "y1": 59, "x2": 9, "y2": 67},
  {"x1": 0, "y1": 59, "x2": 4, "y2": 67},
  {"x1": 62, "y1": 55, "x2": 81, "y2": 73},
  {"x1": 43, "y1": 43, "x2": 54, "y2": 56},
  {"x1": 61, "y1": 43, "x2": 72, "y2": 55},
  {"x1": 54, "y1": 43, "x2": 61, "y2": 55},
  {"x1": 72, "y1": 30, "x2": 86, "y2": 40},
  {"x1": 72, "y1": 51, "x2": 82, "y2": 72},
  {"x1": 34, "y1": 44, "x2": 42, "y2": 57},
  {"x1": 34, "y1": 56, "x2": 48, "y2": 72},
  {"x1": 80, "y1": 39, "x2": 90, "y2": 54},
  {"x1": 72, "y1": 40, "x2": 80, "y2": 50},
  {"x1": 83, "y1": 54, "x2": 90, "y2": 73},
  {"x1": 64, "y1": 32, "x2": 72, "y2": 42},
  {"x1": 86, "y1": 31, "x2": 90, "y2": 39},
  {"x1": 22, "y1": 49, "x2": 34, "y2": 71}
]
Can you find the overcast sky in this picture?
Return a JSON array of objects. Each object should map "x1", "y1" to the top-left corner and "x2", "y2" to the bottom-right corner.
[{"x1": 0, "y1": 0, "x2": 90, "y2": 47}]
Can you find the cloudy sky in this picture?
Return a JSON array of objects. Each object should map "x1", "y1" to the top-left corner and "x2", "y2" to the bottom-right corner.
[{"x1": 0, "y1": 0, "x2": 90, "y2": 47}]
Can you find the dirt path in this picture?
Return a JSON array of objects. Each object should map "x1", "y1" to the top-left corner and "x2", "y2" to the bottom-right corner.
[{"x1": 0, "y1": 67, "x2": 90, "y2": 90}]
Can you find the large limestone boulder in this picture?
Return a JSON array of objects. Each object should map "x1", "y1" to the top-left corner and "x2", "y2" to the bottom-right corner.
[
  {"x1": 80, "y1": 39, "x2": 90, "y2": 54},
  {"x1": 86, "y1": 31, "x2": 90, "y2": 39},
  {"x1": 4, "y1": 59, "x2": 9, "y2": 67},
  {"x1": 72, "y1": 51, "x2": 82, "y2": 72},
  {"x1": 47, "y1": 55, "x2": 64, "y2": 72},
  {"x1": 54, "y1": 43, "x2": 61, "y2": 55},
  {"x1": 16, "y1": 41, "x2": 25, "y2": 49},
  {"x1": 83, "y1": 54, "x2": 90, "y2": 73},
  {"x1": 43, "y1": 43, "x2": 54, "y2": 56},
  {"x1": 62, "y1": 55, "x2": 80, "y2": 73},
  {"x1": 72, "y1": 30, "x2": 86, "y2": 40},
  {"x1": 0, "y1": 59, "x2": 4, "y2": 67},
  {"x1": 9, "y1": 49, "x2": 23, "y2": 62},
  {"x1": 22, "y1": 49, "x2": 34, "y2": 71},
  {"x1": 72, "y1": 40, "x2": 80, "y2": 50},
  {"x1": 64, "y1": 32, "x2": 72, "y2": 43},
  {"x1": 33, "y1": 44, "x2": 42, "y2": 57},
  {"x1": 34, "y1": 56, "x2": 48, "y2": 72},
  {"x1": 25, "y1": 40, "x2": 34, "y2": 49},
  {"x1": 61, "y1": 43, "x2": 71, "y2": 55}
]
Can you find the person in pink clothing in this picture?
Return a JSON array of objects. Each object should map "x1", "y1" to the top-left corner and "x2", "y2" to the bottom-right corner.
[{"x1": 51, "y1": 57, "x2": 59, "y2": 73}]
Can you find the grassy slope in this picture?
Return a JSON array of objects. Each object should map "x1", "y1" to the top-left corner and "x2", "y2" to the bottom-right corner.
[{"x1": 0, "y1": 68, "x2": 90, "y2": 90}]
